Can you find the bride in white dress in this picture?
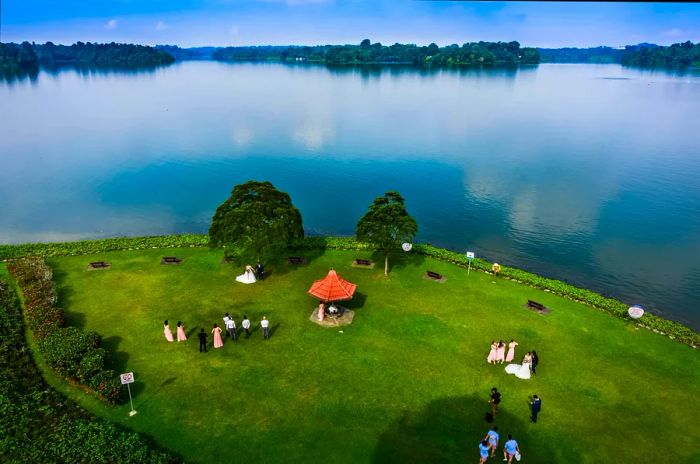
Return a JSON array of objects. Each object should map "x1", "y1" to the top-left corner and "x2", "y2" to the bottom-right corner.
[
  {"x1": 505, "y1": 352, "x2": 532, "y2": 380},
  {"x1": 235, "y1": 265, "x2": 256, "y2": 284}
]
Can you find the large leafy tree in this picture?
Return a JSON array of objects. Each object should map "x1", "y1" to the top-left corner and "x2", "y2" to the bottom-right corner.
[
  {"x1": 356, "y1": 191, "x2": 418, "y2": 276},
  {"x1": 209, "y1": 181, "x2": 304, "y2": 264}
]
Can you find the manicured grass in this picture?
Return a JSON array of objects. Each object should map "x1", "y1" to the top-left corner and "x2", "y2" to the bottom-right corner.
[{"x1": 23, "y1": 248, "x2": 700, "y2": 463}]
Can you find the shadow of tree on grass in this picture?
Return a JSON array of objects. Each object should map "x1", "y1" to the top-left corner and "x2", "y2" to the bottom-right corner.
[{"x1": 372, "y1": 394, "x2": 553, "y2": 463}]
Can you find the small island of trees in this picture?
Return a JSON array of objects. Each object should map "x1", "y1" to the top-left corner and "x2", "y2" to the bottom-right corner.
[{"x1": 212, "y1": 39, "x2": 540, "y2": 66}]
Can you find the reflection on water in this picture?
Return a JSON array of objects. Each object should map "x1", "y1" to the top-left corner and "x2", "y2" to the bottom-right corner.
[
  {"x1": 0, "y1": 66, "x2": 39, "y2": 84},
  {"x1": 0, "y1": 61, "x2": 699, "y2": 329}
]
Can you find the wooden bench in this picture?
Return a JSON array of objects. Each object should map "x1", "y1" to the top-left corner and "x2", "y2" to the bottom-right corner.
[
  {"x1": 87, "y1": 261, "x2": 110, "y2": 270},
  {"x1": 354, "y1": 258, "x2": 372, "y2": 266},
  {"x1": 288, "y1": 256, "x2": 305, "y2": 265},
  {"x1": 527, "y1": 300, "x2": 546, "y2": 311},
  {"x1": 426, "y1": 270, "x2": 443, "y2": 280},
  {"x1": 161, "y1": 256, "x2": 182, "y2": 265}
]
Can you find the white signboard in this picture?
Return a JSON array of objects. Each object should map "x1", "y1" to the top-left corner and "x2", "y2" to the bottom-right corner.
[
  {"x1": 120, "y1": 372, "x2": 135, "y2": 385},
  {"x1": 402, "y1": 243, "x2": 413, "y2": 252},
  {"x1": 466, "y1": 251, "x2": 475, "y2": 259}
]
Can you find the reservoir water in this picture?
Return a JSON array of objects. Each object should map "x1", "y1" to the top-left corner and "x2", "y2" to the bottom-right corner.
[{"x1": 1, "y1": 61, "x2": 699, "y2": 329}]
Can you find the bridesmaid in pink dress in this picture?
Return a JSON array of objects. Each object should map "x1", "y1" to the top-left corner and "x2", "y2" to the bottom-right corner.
[
  {"x1": 176, "y1": 321, "x2": 187, "y2": 342},
  {"x1": 212, "y1": 323, "x2": 224, "y2": 349},
  {"x1": 163, "y1": 320, "x2": 174, "y2": 342},
  {"x1": 496, "y1": 340, "x2": 506, "y2": 364},
  {"x1": 487, "y1": 340, "x2": 498, "y2": 364},
  {"x1": 505, "y1": 339, "x2": 518, "y2": 362}
]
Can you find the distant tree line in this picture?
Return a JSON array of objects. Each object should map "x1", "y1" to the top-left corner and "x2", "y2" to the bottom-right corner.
[
  {"x1": 0, "y1": 41, "x2": 174, "y2": 71},
  {"x1": 155, "y1": 45, "x2": 217, "y2": 60},
  {"x1": 33, "y1": 42, "x2": 175, "y2": 66},
  {"x1": 620, "y1": 41, "x2": 700, "y2": 67},
  {"x1": 212, "y1": 39, "x2": 540, "y2": 65},
  {"x1": 539, "y1": 42, "x2": 700, "y2": 67},
  {"x1": 0, "y1": 42, "x2": 39, "y2": 71},
  {"x1": 538, "y1": 46, "x2": 626, "y2": 64}
]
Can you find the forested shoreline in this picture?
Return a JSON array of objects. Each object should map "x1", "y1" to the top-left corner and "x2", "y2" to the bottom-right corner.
[
  {"x1": 0, "y1": 41, "x2": 173, "y2": 75},
  {"x1": 538, "y1": 42, "x2": 700, "y2": 67},
  {"x1": 212, "y1": 39, "x2": 540, "y2": 65},
  {"x1": 2, "y1": 39, "x2": 699, "y2": 81}
]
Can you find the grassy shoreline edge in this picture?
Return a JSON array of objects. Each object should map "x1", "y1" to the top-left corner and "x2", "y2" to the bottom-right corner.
[{"x1": 0, "y1": 234, "x2": 697, "y2": 347}]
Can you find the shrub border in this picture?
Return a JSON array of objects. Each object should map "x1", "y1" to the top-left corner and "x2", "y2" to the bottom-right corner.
[
  {"x1": 7, "y1": 257, "x2": 122, "y2": 401},
  {"x1": 0, "y1": 278, "x2": 180, "y2": 463},
  {"x1": 1, "y1": 234, "x2": 696, "y2": 347}
]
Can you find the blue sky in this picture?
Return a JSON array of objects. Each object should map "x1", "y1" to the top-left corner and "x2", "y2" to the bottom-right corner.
[{"x1": 2, "y1": 1, "x2": 699, "y2": 48}]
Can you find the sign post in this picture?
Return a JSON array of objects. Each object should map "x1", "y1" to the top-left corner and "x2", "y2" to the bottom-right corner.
[
  {"x1": 120, "y1": 372, "x2": 137, "y2": 416},
  {"x1": 466, "y1": 251, "x2": 475, "y2": 276}
]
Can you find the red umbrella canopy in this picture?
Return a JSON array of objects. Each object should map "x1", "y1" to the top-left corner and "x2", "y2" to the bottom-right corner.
[{"x1": 307, "y1": 269, "x2": 357, "y2": 303}]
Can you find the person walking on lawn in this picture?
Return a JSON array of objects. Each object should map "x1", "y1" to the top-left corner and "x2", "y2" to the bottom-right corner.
[
  {"x1": 242, "y1": 315, "x2": 251, "y2": 338},
  {"x1": 489, "y1": 387, "x2": 502, "y2": 419},
  {"x1": 503, "y1": 435, "x2": 521, "y2": 463},
  {"x1": 484, "y1": 426, "x2": 500, "y2": 458},
  {"x1": 261, "y1": 316, "x2": 270, "y2": 339}
]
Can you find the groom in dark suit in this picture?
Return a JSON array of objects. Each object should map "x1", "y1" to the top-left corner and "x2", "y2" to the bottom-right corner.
[
  {"x1": 531, "y1": 351, "x2": 539, "y2": 375},
  {"x1": 255, "y1": 261, "x2": 265, "y2": 281}
]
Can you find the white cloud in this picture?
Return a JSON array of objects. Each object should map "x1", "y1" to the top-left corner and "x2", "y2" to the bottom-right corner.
[
  {"x1": 232, "y1": 126, "x2": 253, "y2": 146},
  {"x1": 664, "y1": 28, "x2": 682, "y2": 37},
  {"x1": 156, "y1": 21, "x2": 168, "y2": 32},
  {"x1": 230, "y1": 24, "x2": 240, "y2": 35},
  {"x1": 104, "y1": 19, "x2": 118, "y2": 30}
]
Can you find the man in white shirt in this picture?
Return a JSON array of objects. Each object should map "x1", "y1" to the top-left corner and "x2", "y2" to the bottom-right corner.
[
  {"x1": 225, "y1": 317, "x2": 236, "y2": 340},
  {"x1": 242, "y1": 315, "x2": 251, "y2": 338},
  {"x1": 223, "y1": 313, "x2": 230, "y2": 330},
  {"x1": 261, "y1": 316, "x2": 270, "y2": 340}
]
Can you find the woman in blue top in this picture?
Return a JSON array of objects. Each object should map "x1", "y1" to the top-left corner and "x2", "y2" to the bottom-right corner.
[
  {"x1": 479, "y1": 439, "x2": 490, "y2": 463},
  {"x1": 503, "y1": 434, "x2": 521, "y2": 463}
]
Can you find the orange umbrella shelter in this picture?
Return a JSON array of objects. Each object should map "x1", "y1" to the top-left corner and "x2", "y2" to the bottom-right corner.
[{"x1": 307, "y1": 269, "x2": 357, "y2": 303}]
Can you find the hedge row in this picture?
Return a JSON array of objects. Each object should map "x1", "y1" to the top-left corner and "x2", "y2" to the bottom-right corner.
[
  {"x1": 7, "y1": 257, "x2": 122, "y2": 401},
  {"x1": 297, "y1": 237, "x2": 699, "y2": 348},
  {"x1": 1, "y1": 233, "x2": 696, "y2": 347},
  {"x1": 0, "y1": 233, "x2": 209, "y2": 260},
  {"x1": 0, "y1": 279, "x2": 180, "y2": 463}
]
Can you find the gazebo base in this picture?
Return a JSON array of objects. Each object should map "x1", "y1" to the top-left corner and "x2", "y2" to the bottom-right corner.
[{"x1": 309, "y1": 307, "x2": 355, "y2": 327}]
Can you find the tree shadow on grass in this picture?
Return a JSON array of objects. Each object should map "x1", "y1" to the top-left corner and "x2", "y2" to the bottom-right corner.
[
  {"x1": 102, "y1": 336, "x2": 130, "y2": 374},
  {"x1": 371, "y1": 249, "x2": 426, "y2": 275},
  {"x1": 51, "y1": 266, "x2": 86, "y2": 329},
  {"x1": 372, "y1": 394, "x2": 553, "y2": 463},
  {"x1": 344, "y1": 291, "x2": 367, "y2": 310}
]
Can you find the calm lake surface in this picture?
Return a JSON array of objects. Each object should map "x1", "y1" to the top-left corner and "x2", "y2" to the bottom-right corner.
[{"x1": 1, "y1": 62, "x2": 699, "y2": 328}]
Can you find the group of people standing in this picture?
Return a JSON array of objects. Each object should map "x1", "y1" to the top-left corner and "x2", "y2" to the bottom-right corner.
[
  {"x1": 479, "y1": 427, "x2": 521, "y2": 464},
  {"x1": 505, "y1": 351, "x2": 538, "y2": 380},
  {"x1": 200, "y1": 313, "x2": 270, "y2": 352},
  {"x1": 487, "y1": 339, "x2": 539, "y2": 380},
  {"x1": 235, "y1": 262, "x2": 265, "y2": 285},
  {"x1": 487, "y1": 339, "x2": 518, "y2": 364},
  {"x1": 481, "y1": 388, "x2": 542, "y2": 462},
  {"x1": 163, "y1": 313, "x2": 271, "y2": 353},
  {"x1": 163, "y1": 320, "x2": 187, "y2": 342}
]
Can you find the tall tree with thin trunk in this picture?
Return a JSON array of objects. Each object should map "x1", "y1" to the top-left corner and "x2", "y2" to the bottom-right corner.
[
  {"x1": 209, "y1": 181, "x2": 304, "y2": 264},
  {"x1": 356, "y1": 191, "x2": 418, "y2": 276}
]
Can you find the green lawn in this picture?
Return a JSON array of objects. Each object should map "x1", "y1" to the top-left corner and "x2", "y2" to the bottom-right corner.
[{"x1": 21, "y1": 248, "x2": 700, "y2": 463}]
